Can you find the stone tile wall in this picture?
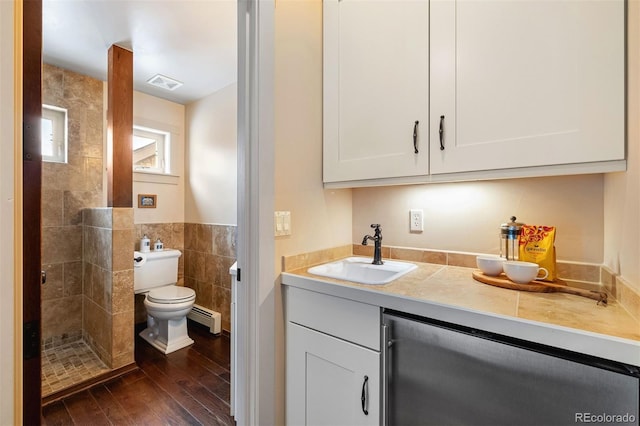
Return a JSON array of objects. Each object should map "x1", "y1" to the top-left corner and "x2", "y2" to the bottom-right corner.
[
  {"x1": 82, "y1": 208, "x2": 135, "y2": 369},
  {"x1": 184, "y1": 223, "x2": 237, "y2": 332},
  {"x1": 41, "y1": 64, "x2": 103, "y2": 344}
]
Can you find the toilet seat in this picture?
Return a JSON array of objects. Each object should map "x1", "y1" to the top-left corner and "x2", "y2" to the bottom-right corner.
[{"x1": 147, "y1": 285, "x2": 195, "y2": 304}]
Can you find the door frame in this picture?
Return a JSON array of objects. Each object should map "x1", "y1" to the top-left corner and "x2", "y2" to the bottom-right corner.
[
  {"x1": 236, "y1": 0, "x2": 276, "y2": 424},
  {"x1": 22, "y1": 0, "x2": 43, "y2": 423},
  {"x1": 11, "y1": 0, "x2": 278, "y2": 422},
  {"x1": 3, "y1": 1, "x2": 23, "y2": 423}
]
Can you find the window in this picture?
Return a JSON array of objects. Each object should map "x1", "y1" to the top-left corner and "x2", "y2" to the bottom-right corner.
[
  {"x1": 133, "y1": 125, "x2": 170, "y2": 174},
  {"x1": 41, "y1": 104, "x2": 68, "y2": 163}
]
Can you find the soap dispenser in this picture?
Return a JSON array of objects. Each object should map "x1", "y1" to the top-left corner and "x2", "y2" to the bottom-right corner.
[
  {"x1": 140, "y1": 234, "x2": 151, "y2": 253},
  {"x1": 154, "y1": 238, "x2": 164, "y2": 251}
]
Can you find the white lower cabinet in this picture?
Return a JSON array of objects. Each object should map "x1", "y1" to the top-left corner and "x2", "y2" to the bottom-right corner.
[
  {"x1": 285, "y1": 286, "x2": 381, "y2": 425},
  {"x1": 286, "y1": 323, "x2": 380, "y2": 426}
]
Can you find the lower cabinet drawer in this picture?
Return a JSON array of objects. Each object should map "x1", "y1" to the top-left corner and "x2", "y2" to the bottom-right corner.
[{"x1": 286, "y1": 286, "x2": 380, "y2": 351}]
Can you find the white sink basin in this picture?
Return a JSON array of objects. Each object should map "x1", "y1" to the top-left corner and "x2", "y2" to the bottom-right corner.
[{"x1": 307, "y1": 257, "x2": 417, "y2": 285}]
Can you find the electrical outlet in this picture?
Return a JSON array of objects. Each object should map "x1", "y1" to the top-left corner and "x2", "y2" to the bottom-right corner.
[{"x1": 410, "y1": 209, "x2": 424, "y2": 232}]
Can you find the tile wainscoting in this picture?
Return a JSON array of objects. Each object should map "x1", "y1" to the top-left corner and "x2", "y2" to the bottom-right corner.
[
  {"x1": 184, "y1": 223, "x2": 237, "y2": 333},
  {"x1": 133, "y1": 222, "x2": 237, "y2": 333}
]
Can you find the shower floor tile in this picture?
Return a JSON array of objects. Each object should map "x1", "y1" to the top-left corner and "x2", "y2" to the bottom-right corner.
[{"x1": 41, "y1": 340, "x2": 109, "y2": 396}]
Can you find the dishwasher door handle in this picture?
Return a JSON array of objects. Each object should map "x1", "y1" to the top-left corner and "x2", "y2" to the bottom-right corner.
[{"x1": 381, "y1": 324, "x2": 390, "y2": 425}]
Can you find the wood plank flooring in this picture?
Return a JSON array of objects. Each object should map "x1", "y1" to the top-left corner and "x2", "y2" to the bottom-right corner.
[{"x1": 42, "y1": 322, "x2": 233, "y2": 426}]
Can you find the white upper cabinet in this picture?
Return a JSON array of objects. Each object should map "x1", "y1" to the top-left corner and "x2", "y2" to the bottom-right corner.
[
  {"x1": 323, "y1": 0, "x2": 625, "y2": 186},
  {"x1": 323, "y1": 0, "x2": 430, "y2": 183},
  {"x1": 430, "y1": 0, "x2": 625, "y2": 175}
]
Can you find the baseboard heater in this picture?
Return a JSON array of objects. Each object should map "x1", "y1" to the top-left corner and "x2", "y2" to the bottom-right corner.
[{"x1": 187, "y1": 304, "x2": 221, "y2": 334}]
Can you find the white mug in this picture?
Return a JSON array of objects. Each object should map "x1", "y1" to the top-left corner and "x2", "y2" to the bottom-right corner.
[
  {"x1": 503, "y1": 261, "x2": 548, "y2": 284},
  {"x1": 476, "y1": 255, "x2": 506, "y2": 276}
]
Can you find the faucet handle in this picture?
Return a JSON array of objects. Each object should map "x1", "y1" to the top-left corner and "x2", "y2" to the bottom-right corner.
[{"x1": 370, "y1": 223, "x2": 381, "y2": 229}]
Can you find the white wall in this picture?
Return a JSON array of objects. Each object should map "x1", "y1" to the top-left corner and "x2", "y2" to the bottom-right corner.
[
  {"x1": 274, "y1": 1, "x2": 352, "y2": 423},
  {"x1": 274, "y1": 0, "x2": 352, "y2": 265},
  {"x1": 132, "y1": 91, "x2": 186, "y2": 224},
  {"x1": 353, "y1": 174, "x2": 605, "y2": 263},
  {"x1": 185, "y1": 83, "x2": 237, "y2": 225},
  {"x1": 0, "y1": 1, "x2": 15, "y2": 423},
  {"x1": 604, "y1": 0, "x2": 640, "y2": 290}
]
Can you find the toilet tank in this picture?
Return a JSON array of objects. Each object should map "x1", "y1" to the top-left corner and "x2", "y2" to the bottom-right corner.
[{"x1": 134, "y1": 249, "x2": 181, "y2": 294}]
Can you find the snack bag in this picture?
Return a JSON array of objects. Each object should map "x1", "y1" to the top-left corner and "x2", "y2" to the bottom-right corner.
[{"x1": 518, "y1": 225, "x2": 557, "y2": 282}]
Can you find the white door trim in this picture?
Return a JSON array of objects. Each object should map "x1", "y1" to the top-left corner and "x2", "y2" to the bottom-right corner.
[{"x1": 237, "y1": 0, "x2": 275, "y2": 424}]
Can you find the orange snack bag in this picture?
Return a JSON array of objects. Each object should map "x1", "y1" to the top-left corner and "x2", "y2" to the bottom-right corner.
[{"x1": 518, "y1": 225, "x2": 557, "y2": 282}]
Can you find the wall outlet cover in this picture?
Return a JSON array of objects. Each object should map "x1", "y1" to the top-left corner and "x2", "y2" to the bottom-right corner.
[{"x1": 410, "y1": 209, "x2": 424, "y2": 232}]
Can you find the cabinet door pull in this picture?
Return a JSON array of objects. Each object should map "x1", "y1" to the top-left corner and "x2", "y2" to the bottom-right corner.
[
  {"x1": 439, "y1": 115, "x2": 445, "y2": 150},
  {"x1": 413, "y1": 121, "x2": 419, "y2": 154},
  {"x1": 361, "y1": 375, "x2": 369, "y2": 415}
]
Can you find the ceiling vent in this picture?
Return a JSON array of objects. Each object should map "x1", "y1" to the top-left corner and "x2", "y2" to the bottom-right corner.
[{"x1": 146, "y1": 74, "x2": 183, "y2": 91}]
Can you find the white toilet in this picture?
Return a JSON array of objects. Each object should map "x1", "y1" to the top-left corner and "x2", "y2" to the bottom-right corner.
[{"x1": 134, "y1": 249, "x2": 196, "y2": 354}]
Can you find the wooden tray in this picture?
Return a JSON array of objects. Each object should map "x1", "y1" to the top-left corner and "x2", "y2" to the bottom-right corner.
[{"x1": 472, "y1": 270, "x2": 608, "y2": 305}]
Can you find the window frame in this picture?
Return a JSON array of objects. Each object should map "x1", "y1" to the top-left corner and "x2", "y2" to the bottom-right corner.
[
  {"x1": 132, "y1": 125, "x2": 170, "y2": 174},
  {"x1": 41, "y1": 104, "x2": 68, "y2": 163}
]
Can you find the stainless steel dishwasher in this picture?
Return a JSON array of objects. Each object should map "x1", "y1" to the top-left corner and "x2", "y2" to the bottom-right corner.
[{"x1": 382, "y1": 310, "x2": 639, "y2": 426}]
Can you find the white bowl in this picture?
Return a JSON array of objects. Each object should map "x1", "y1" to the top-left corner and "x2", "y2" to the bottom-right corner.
[
  {"x1": 476, "y1": 255, "x2": 505, "y2": 276},
  {"x1": 503, "y1": 261, "x2": 549, "y2": 284}
]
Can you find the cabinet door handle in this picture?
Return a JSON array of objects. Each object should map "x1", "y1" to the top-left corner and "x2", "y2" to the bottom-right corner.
[
  {"x1": 361, "y1": 375, "x2": 369, "y2": 415},
  {"x1": 439, "y1": 115, "x2": 445, "y2": 150},
  {"x1": 413, "y1": 121, "x2": 419, "y2": 154}
]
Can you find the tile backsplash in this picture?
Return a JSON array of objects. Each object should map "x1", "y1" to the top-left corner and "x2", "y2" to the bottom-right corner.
[{"x1": 283, "y1": 244, "x2": 638, "y2": 317}]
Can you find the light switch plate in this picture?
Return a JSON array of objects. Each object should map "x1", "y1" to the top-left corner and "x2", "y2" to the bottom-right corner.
[
  {"x1": 410, "y1": 209, "x2": 423, "y2": 232},
  {"x1": 274, "y1": 211, "x2": 292, "y2": 236}
]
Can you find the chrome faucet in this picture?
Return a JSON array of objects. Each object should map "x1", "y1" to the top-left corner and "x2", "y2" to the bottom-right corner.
[{"x1": 362, "y1": 224, "x2": 383, "y2": 265}]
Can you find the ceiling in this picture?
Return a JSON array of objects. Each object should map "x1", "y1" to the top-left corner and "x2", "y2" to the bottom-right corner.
[{"x1": 43, "y1": 0, "x2": 237, "y2": 105}]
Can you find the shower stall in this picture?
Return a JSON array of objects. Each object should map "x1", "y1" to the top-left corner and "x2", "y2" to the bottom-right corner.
[{"x1": 41, "y1": 64, "x2": 135, "y2": 397}]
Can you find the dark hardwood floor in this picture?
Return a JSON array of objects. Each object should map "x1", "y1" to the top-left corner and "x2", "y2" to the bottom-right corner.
[{"x1": 42, "y1": 321, "x2": 234, "y2": 426}]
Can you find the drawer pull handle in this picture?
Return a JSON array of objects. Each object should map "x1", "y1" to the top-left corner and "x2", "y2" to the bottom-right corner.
[
  {"x1": 361, "y1": 375, "x2": 369, "y2": 415},
  {"x1": 413, "y1": 121, "x2": 419, "y2": 154},
  {"x1": 439, "y1": 115, "x2": 445, "y2": 150}
]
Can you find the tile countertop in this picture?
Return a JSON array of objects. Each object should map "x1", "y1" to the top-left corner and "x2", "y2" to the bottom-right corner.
[{"x1": 281, "y1": 258, "x2": 640, "y2": 367}]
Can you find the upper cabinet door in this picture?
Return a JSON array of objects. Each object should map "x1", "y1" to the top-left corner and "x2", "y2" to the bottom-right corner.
[
  {"x1": 323, "y1": 0, "x2": 430, "y2": 183},
  {"x1": 430, "y1": 0, "x2": 625, "y2": 175}
]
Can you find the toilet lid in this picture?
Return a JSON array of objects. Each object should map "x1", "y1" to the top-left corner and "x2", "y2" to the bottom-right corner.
[{"x1": 147, "y1": 286, "x2": 195, "y2": 303}]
